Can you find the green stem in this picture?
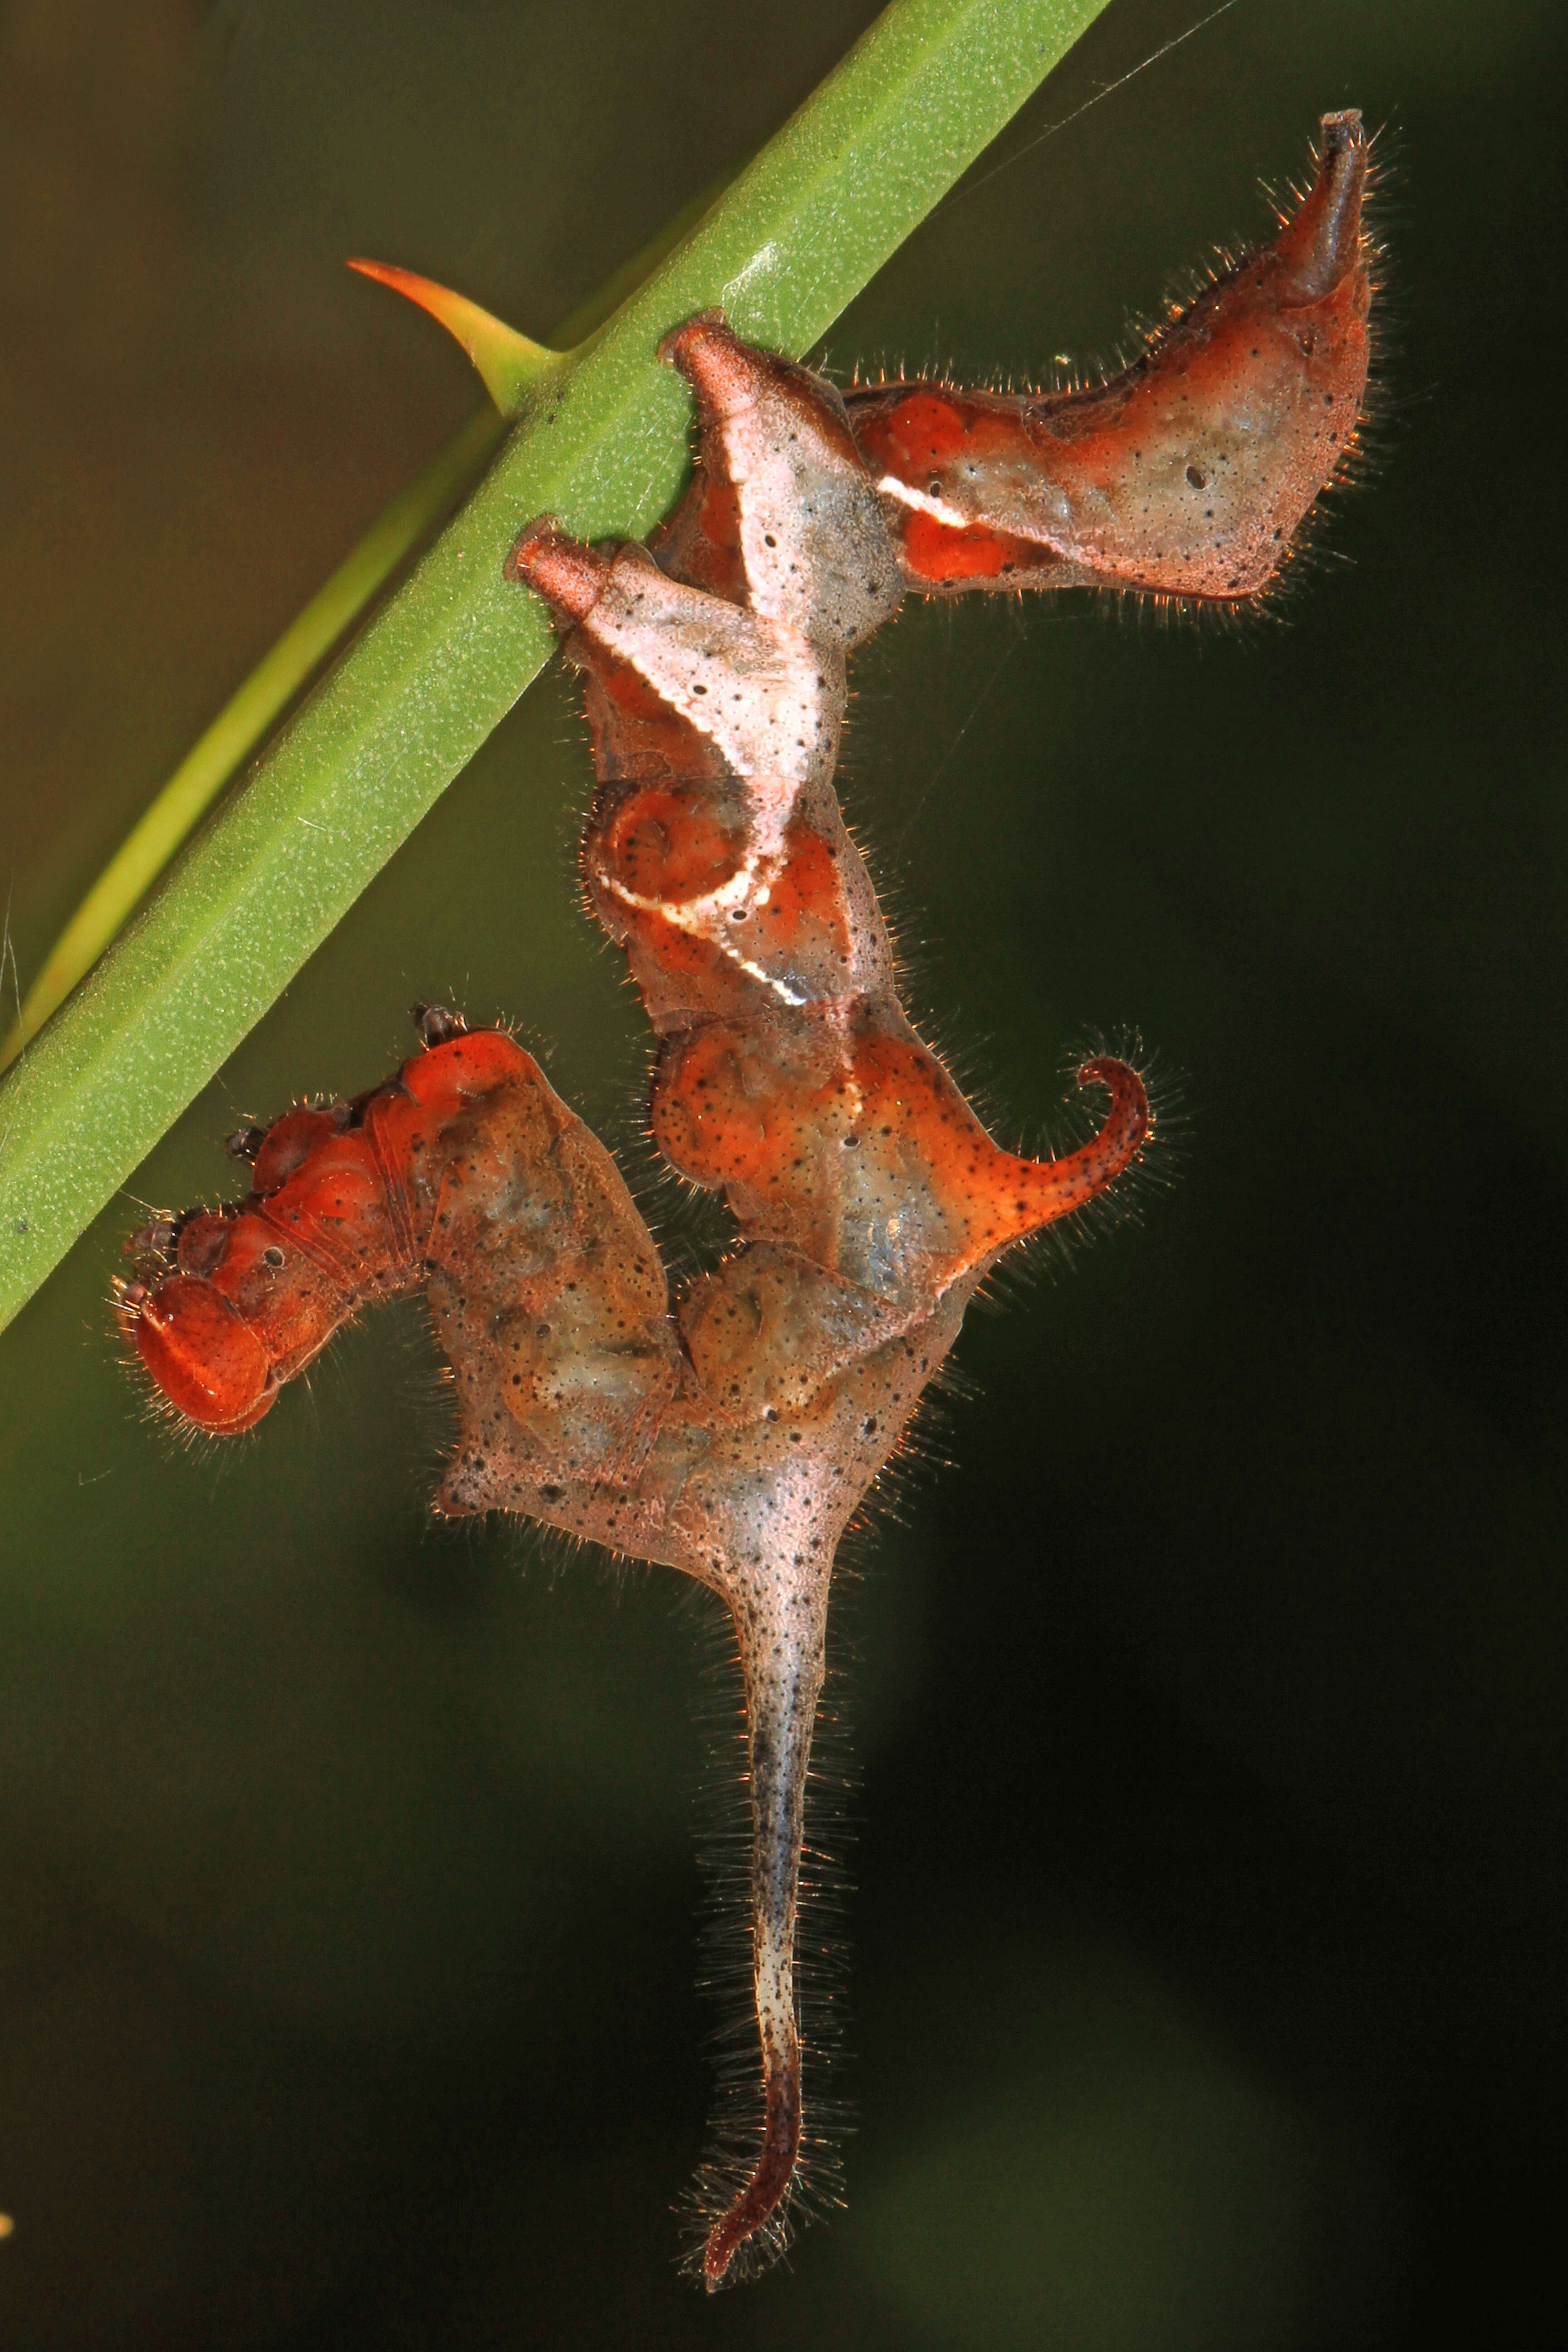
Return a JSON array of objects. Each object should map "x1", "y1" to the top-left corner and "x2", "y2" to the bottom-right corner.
[
  {"x1": 0, "y1": 0, "x2": 1112, "y2": 1335},
  {"x1": 0, "y1": 410, "x2": 507, "y2": 1073},
  {"x1": 0, "y1": 169, "x2": 741, "y2": 1075}
]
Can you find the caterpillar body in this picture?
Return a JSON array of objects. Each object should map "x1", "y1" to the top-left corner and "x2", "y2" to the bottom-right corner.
[{"x1": 119, "y1": 115, "x2": 1371, "y2": 2288}]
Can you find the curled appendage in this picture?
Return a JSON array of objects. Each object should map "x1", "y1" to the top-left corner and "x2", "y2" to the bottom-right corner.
[
  {"x1": 1273, "y1": 108, "x2": 1368, "y2": 305},
  {"x1": 652, "y1": 1020, "x2": 1150, "y2": 1296},
  {"x1": 1006, "y1": 1055, "x2": 1153, "y2": 1234},
  {"x1": 844, "y1": 108, "x2": 1371, "y2": 601}
]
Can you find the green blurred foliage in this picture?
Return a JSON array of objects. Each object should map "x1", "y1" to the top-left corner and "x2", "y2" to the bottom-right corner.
[{"x1": 0, "y1": 0, "x2": 1562, "y2": 2345}]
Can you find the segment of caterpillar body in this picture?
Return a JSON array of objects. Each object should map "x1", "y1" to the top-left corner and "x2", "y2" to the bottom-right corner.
[
  {"x1": 849, "y1": 110, "x2": 1370, "y2": 598},
  {"x1": 118, "y1": 113, "x2": 1370, "y2": 2290}
]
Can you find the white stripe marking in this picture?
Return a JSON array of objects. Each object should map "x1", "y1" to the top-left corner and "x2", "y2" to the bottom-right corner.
[{"x1": 876, "y1": 474, "x2": 970, "y2": 531}]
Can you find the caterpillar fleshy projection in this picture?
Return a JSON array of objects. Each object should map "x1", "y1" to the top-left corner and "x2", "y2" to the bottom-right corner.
[{"x1": 117, "y1": 114, "x2": 1371, "y2": 2288}]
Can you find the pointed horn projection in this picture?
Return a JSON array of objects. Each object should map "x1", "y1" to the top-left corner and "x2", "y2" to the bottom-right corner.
[
  {"x1": 347, "y1": 259, "x2": 564, "y2": 414},
  {"x1": 845, "y1": 108, "x2": 1372, "y2": 601}
]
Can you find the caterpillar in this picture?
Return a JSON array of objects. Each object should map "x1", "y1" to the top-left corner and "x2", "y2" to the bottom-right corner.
[{"x1": 117, "y1": 113, "x2": 1370, "y2": 2288}]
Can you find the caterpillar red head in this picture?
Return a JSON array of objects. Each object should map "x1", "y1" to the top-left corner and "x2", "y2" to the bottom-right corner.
[{"x1": 119, "y1": 1009, "x2": 681, "y2": 1475}]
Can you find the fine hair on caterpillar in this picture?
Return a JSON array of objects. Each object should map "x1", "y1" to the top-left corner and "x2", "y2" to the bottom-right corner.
[{"x1": 116, "y1": 112, "x2": 1372, "y2": 2290}]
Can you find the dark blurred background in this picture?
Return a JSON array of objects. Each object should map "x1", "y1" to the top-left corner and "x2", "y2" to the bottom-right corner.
[{"x1": 0, "y1": 0, "x2": 1562, "y2": 2343}]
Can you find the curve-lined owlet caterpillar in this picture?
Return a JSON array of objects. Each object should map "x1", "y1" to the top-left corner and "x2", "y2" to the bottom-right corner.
[{"x1": 119, "y1": 113, "x2": 1371, "y2": 2287}]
